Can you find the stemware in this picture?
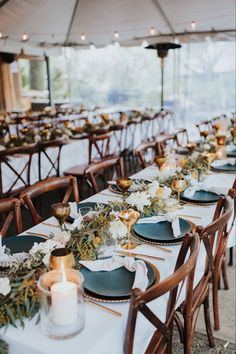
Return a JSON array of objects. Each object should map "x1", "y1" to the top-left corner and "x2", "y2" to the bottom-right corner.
[
  {"x1": 186, "y1": 143, "x2": 196, "y2": 153},
  {"x1": 51, "y1": 203, "x2": 71, "y2": 225},
  {"x1": 216, "y1": 135, "x2": 226, "y2": 146},
  {"x1": 119, "y1": 209, "x2": 140, "y2": 250},
  {"x1": 171, "y1": 177, "x2": 187, "y2": 205},
  {"x1": 116, "y1": 177, "x2": 133, "y2": 195},
  {"x1": 200, "y1": 130, "x2": 209, "y2": 140},
  {"x1": 154, "y1": 155, "x2": 166, "y2": 169}
]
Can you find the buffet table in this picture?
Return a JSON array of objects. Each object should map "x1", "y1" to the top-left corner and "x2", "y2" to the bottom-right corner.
[{"x1": 1, "y1": 165, "x2": 235, "y2": 354}]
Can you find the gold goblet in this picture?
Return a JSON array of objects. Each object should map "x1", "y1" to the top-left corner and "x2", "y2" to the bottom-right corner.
[
  {"x1": 186, "y1": 143, "x2": 196, "y2": 153},
  {"x1": 119, "y1": 209, "x2": 140, "y2": 250},
  {"x1": 171, "y1": 177, "x2": 187, "y2": 205},
  {"x1": 154, "y1": 155, "x2": 166, "y2": 169},
  {"x1": 51, "y1": 203, "x2": 71, "y2": 225},
  {"x1": 49, "y1": 248, "x2": 75, "y2": 270},
  {"x1": 200, "y1": 130, "x2": 209, "y2": 140},
  {"x1": 116, "y1": 177, "x2": 133, "y2": 195}
]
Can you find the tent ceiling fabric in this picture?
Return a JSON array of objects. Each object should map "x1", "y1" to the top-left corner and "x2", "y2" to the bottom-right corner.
[{"x1": 0, "y1": 0, "x2": 235, "y2": 55}]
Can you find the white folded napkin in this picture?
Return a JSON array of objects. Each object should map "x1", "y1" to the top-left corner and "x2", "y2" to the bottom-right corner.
[
  {"x1": 67, "y1": 202, "x2": 83, "y2": 230},
  {"x1": 184, "y1": 182, "x2": 227, "y2": 198},
  {"x1": 80, "y1": 255, "x2": 148, "y2": 291},
  {"x1": 137, "y1": 213, "x2": 181, "y2": 238},
  {"x1": 211, "y1": 158, "x2": 236, "y2": 167}
]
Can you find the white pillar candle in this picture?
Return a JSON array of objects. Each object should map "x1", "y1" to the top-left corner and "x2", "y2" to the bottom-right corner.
[{"x1": 51, "y1": 268, "x2": 77, "y2": 326}]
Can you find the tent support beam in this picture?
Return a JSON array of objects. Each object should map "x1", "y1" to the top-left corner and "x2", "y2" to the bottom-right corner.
[
  {"x1": 64, "y1": 0, "x2": 80, "y2": 45},
  {"x1": 45, "y1": 55, "x2": 52, "y2": 106},
  {"x1": 151, "y1": 0, "x2": 175, "y2": 36}
]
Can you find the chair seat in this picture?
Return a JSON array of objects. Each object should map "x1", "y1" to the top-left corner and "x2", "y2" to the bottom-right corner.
[{"x1": 64, "y1": 163, "x2": 88, "y2": 176}]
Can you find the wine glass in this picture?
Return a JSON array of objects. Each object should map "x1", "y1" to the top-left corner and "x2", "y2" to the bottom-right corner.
[
  {"x1": 171, "y1": 177, "x2": 187, "y2": 206},
  {"x1": 200, "y1": 130, "x2": 209, "y2": 140},
  {"x1": 119, "y1": 209, "x2": 140, "y2": 250},
  {"x1": 186, "y1": 143, "x2": 196, "y2": 153},
  {"x1": 51, "y1": 203, "x2": 71, "y2": 225},
  {"x1": 116, "y1": 177, "x2": 133, "y2": 195},
  {"x1": 154, "y1": 155, "x2": 166, "y2": 169}
]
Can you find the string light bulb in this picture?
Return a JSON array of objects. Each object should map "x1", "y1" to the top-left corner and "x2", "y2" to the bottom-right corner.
[
  {"x1": 191, "y1": 21, "x2": 196, "y2": 30},
  {"x1": 80, "y1": 33, "x2": 86, "y2": 41},
  {"x1": 114, "y1": 31, "x2": 119, "y2": 39},
  {"x1": 150, "y1": 27, "x2": 155, "y2": 35},
  {"x1": 22, "y1": 33, "x2": 29, "y2": 42}
]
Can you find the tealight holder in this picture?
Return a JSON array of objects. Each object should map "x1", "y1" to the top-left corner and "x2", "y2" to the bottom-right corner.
[
  {"x1": 49, "y1": 248, "x2": 75, "y2": 270},
  {"x1": 37, "y1": 268, "x2": 85, "y2": 339},
  {"x1": 216, "y1": 135, "x2": 226, "y2": 146}
]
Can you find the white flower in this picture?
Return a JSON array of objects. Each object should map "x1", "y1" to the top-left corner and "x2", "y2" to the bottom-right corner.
[
  {"x1": 109, "y1": 220, "x2": 128, "y2": 240},
  {"x1": 162, "y1": 186, "x2": 172, "y2": 199},
  {"x1": 148, "y1": 180, "x2": 160, "y2": 198},
  {"x1": 0, "y1": 277, "x2": 11, "y2": 296},
  {"x1": 203, "y1": 143, "x2": 211, "y2": 150},
  {"x1": 53, "y1": 231, "x2": 71, "y2": 245},
  {"x1": 29, "y1": 240, "x2": 63, "y2": 256},
  {"x1": 192, "y1": 151, "x2": 200, "y2": 160},
  {"x1": 42, "y1": 253, "x2": 51, "y2": 266},
  {"x1": 126, "y1": 191, "x2": 151, "y2": 212}
]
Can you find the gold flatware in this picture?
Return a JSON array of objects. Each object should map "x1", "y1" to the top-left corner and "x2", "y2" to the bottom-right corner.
[
  {"x1": 25, "y1": 231, "x2": 49, "y2": 238},
  {"x1": 86, "y1": 299, "x2": 122, "y2": 317},
  {"x1": 178, "y1": 214, "x2": 202, "y2": 220},
  {"x1": 99, "y1": 192, "x2": 121, "y2": 198},
  {"x1": 116, "y1": 250, "x2": 164, "y2": 261},
  {"x1": 130, "y1": 237, "x2": 172, "y2": 253},
  {"x1": 180, "y1": 202, "x2": 210, "y2": 208},
  {"x1": 42, "y1": 222, "x2": 60, "y2": 228}
]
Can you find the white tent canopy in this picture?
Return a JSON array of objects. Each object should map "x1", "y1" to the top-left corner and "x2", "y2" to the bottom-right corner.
[{"x1": 0, "y1": 0, "x2": 235, "y2": 55}]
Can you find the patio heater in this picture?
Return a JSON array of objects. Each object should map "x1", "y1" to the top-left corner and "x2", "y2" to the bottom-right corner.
[{"x1": 145, "y1": 42, "x2": 181, "y2": 110}]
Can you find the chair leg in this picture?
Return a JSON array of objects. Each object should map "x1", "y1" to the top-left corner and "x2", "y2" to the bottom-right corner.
[
  {"x1": 228, "y1": 247, "x2": 233, "y2": 266},
  {"x1": 203, "y1": 294, "x2": 215, "y2": 347},
  {"x1": 174, "y1": 312, "x2": 184, "y2": 343},
  {"x1": 212, "y1": 271, "x2": 220, "y2": 331},
  {"x1": 183, "y1": 314, "x2": 193, "y2": 354},
  {"x1": 221, "y1": 258, "x2": 229, "y2": 290}
]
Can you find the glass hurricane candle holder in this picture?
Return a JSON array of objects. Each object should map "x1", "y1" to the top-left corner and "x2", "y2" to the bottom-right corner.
[{"x1": 37, "y1": 268, "x2": 85, "y2": 339}]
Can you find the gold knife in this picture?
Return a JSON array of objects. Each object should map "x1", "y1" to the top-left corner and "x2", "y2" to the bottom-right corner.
[{"x1": 116, "y1": 250, "x2": 164, "y2": 261}]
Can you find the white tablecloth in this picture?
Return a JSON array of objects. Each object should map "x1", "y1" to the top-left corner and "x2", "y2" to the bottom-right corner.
[{"x1": 1, "y1": 167, "x2": 235, "y2": 354}]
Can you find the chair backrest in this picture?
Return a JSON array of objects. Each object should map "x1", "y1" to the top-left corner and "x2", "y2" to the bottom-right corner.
[
  {"x1": 135, "y1": 141, "x2": 157, "y2": 169},
  {"x1": 20, "y1": 176, "x2": 79, "y2": 225},
  {"x1": 88, "y1": 132, "x2": 112, "y2": 164},
  {"x1": 38, "y1": 139, "x2": 66, "y2": 181},
  {"x1": 175, "y1": 128, "x2": 189, "y2": 147},
  {"x1": 85, "y1": 156, "x2": 124, "y2": 194},
  {"x1": 195, "y1": 120, "x2": 212, "y2": 134},
  {"x1": 155, "y1": 134, "x2": 176, "y2": 156},
  {"x1": 124, "y1": 233, "x2": 200, "y2": 354},
  {"x1": 0, "y1": 197, "x2": 23, "y2": 237},
  {"x1": 196, "y1": 196, "x2": 233, "y2": 281},
  {"x1": 0, "y1": 144, "x2": 37, "y2": 198}
]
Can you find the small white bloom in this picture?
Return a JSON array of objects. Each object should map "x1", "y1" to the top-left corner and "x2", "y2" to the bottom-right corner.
[
  {"x1": 0, "y1": 277, "x2": 11, "y2": 296},
  {"x1": 192, "y1": 151, "x2": 200, "y2": 160},
  {"x1": 53, "y1": 231, "x2": 71, "y2": 245},
  {"x1": 126, "y1": 191, "x2": 151, "y2": 212},
  {"x1": 148, "y1": 180, "x2": 160, "y2": 198},
  {"x1": 29, "y1": 240, "x2": 63, "y2": 256},
  {"x1": 203, "y1": 143, "x2": 211, "y2": 150},
  {"x1": 109, "y1": 220, "x2": 128, "y2": 240},
  {"x1": 162, "y1": 186, "x2": 172, "y2": 199},
  {"x1": 42, "y1": 253, "x2": 51, "y2": 266}
]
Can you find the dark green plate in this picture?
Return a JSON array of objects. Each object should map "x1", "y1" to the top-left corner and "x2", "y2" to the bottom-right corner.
[
  {"x1": 109, "y1": 179, "x2": 149, "y2": 194},
  {"x1": 132, "y1": 218, "x2": 191, "y2": 243},
  {"x1": 180, "y1": 190, "x2": 220, "y2": 204},
  {"x1": 2, "y1": 235, "x2": 45, "y2": 254},
  {"x1": 211, "y1": 163, "x2": 236, "y2": 172},
  {"x1": 81, "y1": 260, "x2": 156, "y2": 299},
  {"x1": 227, "y1": 149, "x2": 236, "y2": 158}
]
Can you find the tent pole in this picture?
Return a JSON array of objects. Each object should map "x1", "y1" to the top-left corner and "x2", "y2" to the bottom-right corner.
[
  {"x1": 45, "y1": 55, "x2": 52, "y2": 106},
  {"x1": 160, "y1": 57, "x2": 164, "y2": 110}
]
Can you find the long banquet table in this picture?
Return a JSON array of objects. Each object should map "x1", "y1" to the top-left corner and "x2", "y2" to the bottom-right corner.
[{"x1": 1, "y1": 165, "x2": 235, "y2": 354}]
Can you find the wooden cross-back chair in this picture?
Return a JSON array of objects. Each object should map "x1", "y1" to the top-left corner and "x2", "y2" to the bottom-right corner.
[
  {"x1": 155, "y1": 134, "x2": 176, "y2": 156},
  {"x1": 64, "y1": 131, "x2": 112, "y2": 180},
  {"x1": 135, "y1": 140, "x2": 157, "y2": 169},
  {"x1": 0, "y1": 197, "x2": 22, "y2": 237},
  {"x1": 0, "y1": 144, "x2": 37, "y2": 198},
  {"x1": 195, "y1": 120, "x2": 212, "y2": 135},
  {"x1": 85, "y1": 156, "x2": 125, "y2": 194},
  {"x1": 124, "y1": 233, "x2": 200, "y2": 354},
  {"x1": 174, "y1": 196, "x2": 233, "y2": 353},
  {"x1": 20, "y1": 176, "x2": 79, "y2": 225},
  {"x1": 175, "y1": 128, "x2": 189, "y2": 147},
  {"x1": 38, "y1": 139, "x2": 66, "y2": 181}
]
